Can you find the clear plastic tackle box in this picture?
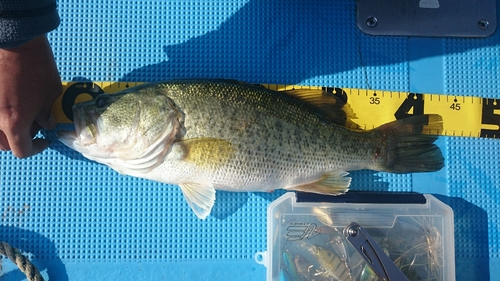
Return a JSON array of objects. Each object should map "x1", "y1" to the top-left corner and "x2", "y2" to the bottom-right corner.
[{"x1": 255, "y1": 192, "x2": 455, "y2": 281}]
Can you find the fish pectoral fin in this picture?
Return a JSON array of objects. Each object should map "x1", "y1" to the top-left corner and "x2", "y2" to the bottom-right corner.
[
  {"x1": 179, "y1": 183, "x2": 216, "y2": 220},
  {"x1": 178, "y1": 138, "x2": 235, "y2": 170},
  {"x1": 289, "y1": 171, "x2": 351, "y2": 195}
]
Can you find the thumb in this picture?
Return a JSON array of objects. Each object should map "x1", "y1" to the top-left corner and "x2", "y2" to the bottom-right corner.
[{"x1": 35, "y1": 111, "x2": 58, "y2": 130}]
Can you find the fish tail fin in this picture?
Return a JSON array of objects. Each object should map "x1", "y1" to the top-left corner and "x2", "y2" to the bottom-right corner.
[{"x1": 374, "y1": 114, "x2": 444, "y2": 173}]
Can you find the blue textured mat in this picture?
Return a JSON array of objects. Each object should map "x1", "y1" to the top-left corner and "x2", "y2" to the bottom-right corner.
[{"x1": 1, "y1": 0, "x2": 499, "y2": 280}]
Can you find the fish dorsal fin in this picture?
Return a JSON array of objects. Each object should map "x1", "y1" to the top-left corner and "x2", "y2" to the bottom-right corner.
[
  {"x1": 179, "y1": 183, "x2": 216, "y2": 220},
  {"x1": 288, "y1": 171, "x2": 351, "y2": 195},
  {"x1": 282, "y1": 89, "x2": 360, "y2": 129}
]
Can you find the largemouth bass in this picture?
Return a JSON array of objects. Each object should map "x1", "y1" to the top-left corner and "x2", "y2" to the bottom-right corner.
[{"x1": 58, "y1": 79, "x2": 444, "y2": 219}]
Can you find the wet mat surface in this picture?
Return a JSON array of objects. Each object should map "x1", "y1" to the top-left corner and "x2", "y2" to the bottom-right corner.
[{"x1": 1, "y1": 0, "x2": 499, "y2": 280}]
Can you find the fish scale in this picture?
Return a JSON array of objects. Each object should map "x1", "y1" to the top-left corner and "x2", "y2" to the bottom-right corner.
[
  {"x1": 158, "y1": 80, "x2": 344, "y2": 179},
  {"x1": 59, "y1": 79, "x2": 444, "y2": 219},
  {"x1": 161, "y1": 80, "x2": 368, "y2": 170}
]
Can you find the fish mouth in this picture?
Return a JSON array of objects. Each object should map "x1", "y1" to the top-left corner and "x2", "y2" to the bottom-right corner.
[
  {"x1": 58, "y1": 106, "x2": 101, "y2": 149},
  {"x1": 73, "y1": 107, "x2": 100, "y2": 146},
  {"x1": 57, "y1": 130, "x2": 78, "y2": 149}
]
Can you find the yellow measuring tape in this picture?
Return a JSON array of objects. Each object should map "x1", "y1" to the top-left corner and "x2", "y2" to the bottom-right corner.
[{"x1": 52, "y1": 81, "x2": 500, "y2": 139}]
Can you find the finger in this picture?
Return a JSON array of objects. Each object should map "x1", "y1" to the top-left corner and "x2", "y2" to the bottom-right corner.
[
  {"x1": 0, "y1": 131, "x2": 9, "y2": 151},
  {"x1": 35, "y1": 110, "x2": 58, "y2": 130},
  {"x1": 6, "y1": 130, "x2": 48, "y2": 158}
]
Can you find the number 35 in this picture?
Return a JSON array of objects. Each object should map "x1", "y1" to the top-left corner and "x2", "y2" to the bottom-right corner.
[{"x1": 370, "y1": 97, "x2": 380, "y2": 105}]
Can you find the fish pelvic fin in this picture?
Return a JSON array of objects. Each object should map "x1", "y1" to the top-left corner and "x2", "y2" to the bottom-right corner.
[
  {"x1": 179, "y1": 183, "x2": 216, "y2": 220},
  {"x1": 288, "y1": 171, "x2": 351, "y2": 195},
  {"x1": 374, "y1": 114, "x2": 444, "y2": 173}
]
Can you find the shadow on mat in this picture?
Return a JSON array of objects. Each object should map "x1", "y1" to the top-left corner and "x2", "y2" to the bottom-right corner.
[
  {"x1": 120, "y1": 0, "x2": 499, "y2": 85},
  {"x1": 0, "y1": 225, "x2": 69, "y2": 281},
  {"x1": 211, "y1": 191, "x2": 250, "y2": 220},
  {"x1": 433, "y1": 195, "x2": 490, "y2": 281}
]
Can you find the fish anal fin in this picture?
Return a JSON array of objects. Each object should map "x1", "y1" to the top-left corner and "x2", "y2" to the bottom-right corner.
[
  {"x1": 179, "y1": 183, "x2": 216, "y2": 220},
  {"x1": 282, "y1": 89, "x2": 360, "y2": 129},
  {"x1": 289, "y1": 171, "x2": 351, "y2": 195}
]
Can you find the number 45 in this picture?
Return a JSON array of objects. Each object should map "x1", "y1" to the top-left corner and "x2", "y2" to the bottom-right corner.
[{"x1": 450, "y1": 103, "x2": 461, "y2": 110}]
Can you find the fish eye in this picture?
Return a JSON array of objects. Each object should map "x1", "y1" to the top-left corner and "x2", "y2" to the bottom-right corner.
[{"x1": 95, "y1": 95, "x2": 110, "y2": 108}]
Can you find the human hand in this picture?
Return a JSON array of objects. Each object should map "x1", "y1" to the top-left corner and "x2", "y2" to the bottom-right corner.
[{"x1": 0, "y1": 35, "x2": 62, "y2": 158}]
